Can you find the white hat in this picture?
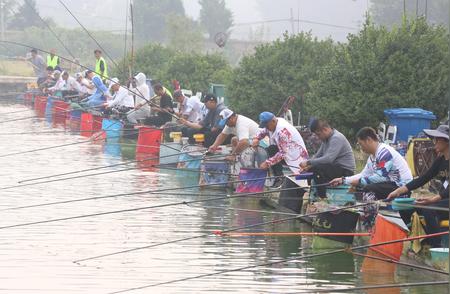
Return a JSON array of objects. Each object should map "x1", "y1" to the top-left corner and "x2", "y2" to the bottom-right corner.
[
  {"x1": 218, "y1": 108, "x2": 234, "y2": 128},
  {"x1": 108, "y1": 77, "x2": 119, "y2": 90}
]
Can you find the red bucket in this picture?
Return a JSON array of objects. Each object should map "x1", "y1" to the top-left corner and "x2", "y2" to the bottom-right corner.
[
  {"x1": 52, "y1": 100, "x2": 70, "y2": 120},
  {"x1": 34, "y1": 95, "x2": 47, "y2": 116},
  {"x1": 136, "y1": 126, "x2": 163, "y2": 154},
  {"x1": 80, "y1": 113, "x2": 103, "y2": 137},
  {"x1": 24, "y1": 92, "x2": 33, "y2": 106}
]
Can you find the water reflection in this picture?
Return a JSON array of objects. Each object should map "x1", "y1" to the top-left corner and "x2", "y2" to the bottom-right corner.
[{"x1": 0, "y1": 101, "x2": 444, "y2": 294}]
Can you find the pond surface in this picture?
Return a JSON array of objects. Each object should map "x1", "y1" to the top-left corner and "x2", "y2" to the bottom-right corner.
[{"x1": 0, "y1": 100, "x2": 446, "y2": 294}]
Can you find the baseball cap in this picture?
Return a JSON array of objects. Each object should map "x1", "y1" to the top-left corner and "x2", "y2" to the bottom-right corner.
[
  {"x1": 173, "y1": 90, "x2": 184, "y2": 98},
  {"x1": 423, "y1": 125, "x2": 449, "y2": 140},
  {"x1": 218, "y1": 109, "x2": 234, "y2": 128},
  {"x1": 203, "y1": 93, "x2": 217, "y2": 103},
  {"x1": 259, "y1": 112, "x2": 275, "y2": 128}
]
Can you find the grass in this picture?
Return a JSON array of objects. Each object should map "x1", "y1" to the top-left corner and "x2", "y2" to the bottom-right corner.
[{"x1": 0, "y1": 60, "x2": 34, "y2": 76}]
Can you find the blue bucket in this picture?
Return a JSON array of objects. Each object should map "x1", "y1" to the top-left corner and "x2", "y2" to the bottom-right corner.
[
  {"x1": 199, "y1": 161, "x2": 229, "y2": 188},
  {"x1": 102, "y1": 119, "x2": 123, "y2": 140},
  {"x1": 392, "y1": 198, "x2": 415, "y2": 211},
  {"x1": 45, "y1": 96, "x2": 53, "y2": 123}
]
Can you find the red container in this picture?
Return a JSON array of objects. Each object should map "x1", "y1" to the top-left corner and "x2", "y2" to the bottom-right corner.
[
  {"x1": 53, "y1": 100, "x2": 70, "y2": 120},
  {"x1": 80, "y1": 113, "x2": 103, "y2": 137},
  {"x1": 34, "y1": 95, "x2": 47, "y2": 116},
  {"x1": 136, "y1": 126, "x2": 163, "y2": 154},
  {"x1": 24, "y1": 92, "x2": 33, "y2": 106}
]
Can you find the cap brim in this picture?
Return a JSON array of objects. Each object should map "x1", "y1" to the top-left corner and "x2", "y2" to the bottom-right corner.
[
  {"x1": 423, "y1": 129, "x2": 449, "y2": 140},
  {"x1": 218, "y1": 118, "x2": 227, "y2": 128}
]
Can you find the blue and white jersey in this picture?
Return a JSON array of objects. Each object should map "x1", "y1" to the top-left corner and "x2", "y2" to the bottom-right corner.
[{"x1": 346, "y1": 143, "x2": 412, "y2": 186}]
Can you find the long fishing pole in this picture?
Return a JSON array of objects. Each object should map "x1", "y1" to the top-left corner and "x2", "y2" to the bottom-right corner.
[
  {"x1": 294, "y1": 281, "x2": 449, "y2": 293},
  {"x1": 2, "y1": 172, "x2": 294, "y2": 209},
  {"x1": 0, "y1": 40, "x2": 178, "y2": 121},
  {"x1": 0, "y1": 153, "x2": 226, "y2": 191},
  {"x1": 351, "y1": 251, "x2": 448, "y2": 275},
  {"x1": 57, "y1": 0, "x2": 119, "y2": 68},
  {"x1": 74, "y1": 202, "x2": 371, "y2": 263},
  {"x1": 0, "y1": 185, "x2": 308, "y2": 231},
  {"x1": 23, "y1": 0, "x2": 76, "y2": 59},
  {"x1": 105, "y1": 231, "x2": 449, "y2": 294},
  {"x1": 18, "y1": 144, "x2": 205, "y2": 183}
]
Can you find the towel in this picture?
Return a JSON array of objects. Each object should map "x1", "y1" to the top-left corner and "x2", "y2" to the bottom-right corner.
[{"x1": 410, "y1": 212, "x2": 426, "y2": 253}]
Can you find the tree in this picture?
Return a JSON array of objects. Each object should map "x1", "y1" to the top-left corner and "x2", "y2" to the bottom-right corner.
[
  {"x1": 8, "y1": 0, "x2": 46, "y2": 30},
  {"x1": 370, "y1": 0, "x2": 449, "y2": 28},
  {"x1": 226, "y1": 32, "x2": 335, "y2": 121},
  {"x1": 113, "y1": 43, "x2": 231, "y2": 94},
  {"x1": 307, "y1": 18, "x2": 450, "y2": 138},
  {"x1": 199, "y1": 0, "x2": 233, "y2": 40},
  {"x1": 166, "y1": 14, "x2": 204, "y2": 53},
  {"x1": 134, "y1": 0, "x2": 185, "y2": 43}
]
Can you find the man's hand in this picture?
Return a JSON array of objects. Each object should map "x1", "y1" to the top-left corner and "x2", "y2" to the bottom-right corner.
[
  {"x1": 259, "y1": 161, "x2": 269, "y2": 170},
  {"x1": 349, "y1": 178, "x2": 359, "y2": 186},
  {"x1": 225, "y1": 154, "x2": 236, "y2": 162},
  {"x1": 153, "y1": 106, "x2": 161, "y2": 112},
  {"x1": 251, "y1": 138, "x2": 259, "y2": 148},
  {"x1": 208, "y1": 145, "x2": 218, "y2": 153},
  {"x1": 299, "y1": 161, "x2": 310, "y2": 171},
  {"x1": 179, "y1": 118, "x2": 188, "y2": 126},
  {"x1": 415, "y1": 198, "x2": 433, "y2": 205},
  {"x1": 135, "y1": 104, "x2": 142, "y2": 110},
  {"x1": 329, "y1": 177, "x2": 343, "y2": 187}
]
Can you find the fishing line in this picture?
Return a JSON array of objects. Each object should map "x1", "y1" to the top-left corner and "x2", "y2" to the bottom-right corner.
[
  {"x1": 104, "y1": 231, "x2": 449, "y2": 294},
  {"x1": 74, "y1": 202, "x2": 371, "y2": 263}
]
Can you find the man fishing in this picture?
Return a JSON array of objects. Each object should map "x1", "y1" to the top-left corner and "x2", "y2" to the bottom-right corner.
[
  {"x1": 104, "y1": 78, "x2": 134, "y2": 113},
  {"x1": 208, "y1": 109, "x2": 260, "y2": 161},
  {"x1": 179, "y1": 94, "x2": 227, "y2": 147},
  {"x1": 94, "y1": 49, "x2": 108, "y2": 83},
  {"x1": 330, "y1": 127, "x2": 412, "y2": 225},
  {"x1": 174, "y1": 90, "x2": 203, "y2": 123},
  {"x1": 82, "y1": 70, "x2": 110, "y2": 110},
  {"x1": 144, "y1": 83, "x2": 174, "y2": 127},
  {"x1": 388, "y1": 125, "x2": 449, "y2": 247},
  {"x1": 126, "y1": 72, "x2": 151, "y2": 124},
  {"x1": 252, "y1": 111, "x2": 308, "y2": 188},
  {"x1": 299, "y1": 119, "x2": 355, "y2": 198}
]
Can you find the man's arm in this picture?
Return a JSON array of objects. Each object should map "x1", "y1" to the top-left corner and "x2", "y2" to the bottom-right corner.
[{"x1": 309, "y1": 136, "x2": 342, "y2": 166}]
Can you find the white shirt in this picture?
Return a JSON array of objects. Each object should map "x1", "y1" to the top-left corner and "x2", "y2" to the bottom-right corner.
[
  {"x1": 345, "y1": 143, "x2": 412, "y2": 186},
  {"x1": 255, "y1": 118, "x2": 308, "y2": 174},
  {"x1": 222, "y1": 114, "x2": 260, "y2": 140},
  {"x1": 48, "y1": 78, "x2": 65, "y2": 91},
  {"x1": 81, "y1": 78, "x2": 96, "y2": 94},
  {"x1": 180, "y1": 96, "x2": 204, "y2": 122},
  {"x1": 62, "y1": 76, "x2": 78, "y2": 91},
  {"x1": 107, "y1": 87, "x2": 135, "y2": 108}
]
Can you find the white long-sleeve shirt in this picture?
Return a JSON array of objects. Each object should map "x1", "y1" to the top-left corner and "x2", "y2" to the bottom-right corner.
[{"x1": 107, "y1": 87, "x2": 134, "y2": 108}]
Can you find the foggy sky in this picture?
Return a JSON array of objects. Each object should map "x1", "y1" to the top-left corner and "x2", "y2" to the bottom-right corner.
[{"x1": 36, "y1": 0, "x2": 369, "y2": 42}]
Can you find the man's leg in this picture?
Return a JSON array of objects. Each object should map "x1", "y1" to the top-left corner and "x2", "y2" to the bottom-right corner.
[
  {"x1": 419, "y1": 199, "x2": 449, "y2": 247},
  {"x1": 203, "y1": 129, "x2": 221, "y2": 148},
  {"x1": 309, "y1": 163, "x2": 353, "y2": 198},
  {"x1": 362, "y1": 182, "x2": 399, "y2": 200}
]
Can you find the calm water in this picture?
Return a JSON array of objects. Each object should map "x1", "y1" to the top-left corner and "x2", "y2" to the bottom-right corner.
[{"x1": 0, "y1": 100, "x2": 446, "y2": 294}]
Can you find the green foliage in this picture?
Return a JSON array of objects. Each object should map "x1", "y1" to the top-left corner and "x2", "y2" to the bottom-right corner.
[
  {"x1": 113, "y1": 43, "x2": 231, "y2": 94},
  {"x1": 370, "y1": 0, "x2": 449, "y2": 28},
  {"x1": 226, "y1": 32, "x2": 335, "y2": 120},
  {"x1": 307, "y1": 18, "x2": 450, "y2": 138},
  {"x1": 134, "y1": 0, "x2": 185, "y2": 43},
  {"x1": 199, "y1": 0, "x2": 233, "y2": 40},
  {"x1": 8, "y1": 0, "x2": 46, "y2": 30},
  {"x1": 166, "y1": 14, "x2": 204, "y2": 52}
]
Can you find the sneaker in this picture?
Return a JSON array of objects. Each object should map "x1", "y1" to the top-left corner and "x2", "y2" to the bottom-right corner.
[{"x1": 271, "y1": 177, "x2": 284, "y2": 189}]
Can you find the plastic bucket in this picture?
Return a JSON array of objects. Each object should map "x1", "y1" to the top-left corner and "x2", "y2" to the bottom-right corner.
[
  {"x1": 169, "y1": 132, "x2": 182, "y2": 143},
  {"x1": 235, "y1": 168, "x2": 267, "y2": 193},
  {"x1": 136, "y1": 126, "x2": 163, "y2": 154},
  {"x1": 199, "y1": 161, "x2": 229, "y2": 188},
  {"x1": 53, "y1": 100, "x2": 70, "y2": 120},
  {"x1": 102, "y1": 119, "x2": 123, "y2": 140},
  {"x1": 80, "y1": 113, "x2": 103, "y2": 137},
  {"x1": 430, "y1": 248, "x2": 449, "y2": 271}
]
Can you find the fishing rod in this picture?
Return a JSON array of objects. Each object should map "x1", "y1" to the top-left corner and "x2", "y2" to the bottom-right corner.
[
  {"x1": 57, "y1": 0, "x2": 119, "y2": 68},
  {"x1": 104, "y1": 231, "x2": 449, "y2": 294},
  {"x1": 74, "y1": 202, "x2": 371, "y2": 263},
  {"x1": 351, "y1": 251, "x2": 449, "y2": 275},
  {"x1": 0, "y1": 185, "x2": 308, "y2": 231},
  {"x1": 23, "y1": 0, "x2": 76, "y2": 59},
  {"x1": 217, "y1": 232, "x2": 371, "y2": 237},
  {"x1": 18, "y1": 145, "x2": 207, "y2": 183},
  {"x1": 0, "y1": 153, "x2": 227, "y2": 191},
  {"x1": 294, "y1": 281, "x2": 449, "y2": 293},
  {"x1": 3, "y1": 171, "x2": 293, "y2": 208},
  {"x1": 0, "y1": 40, "x2": 179, "y2": 121}
]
